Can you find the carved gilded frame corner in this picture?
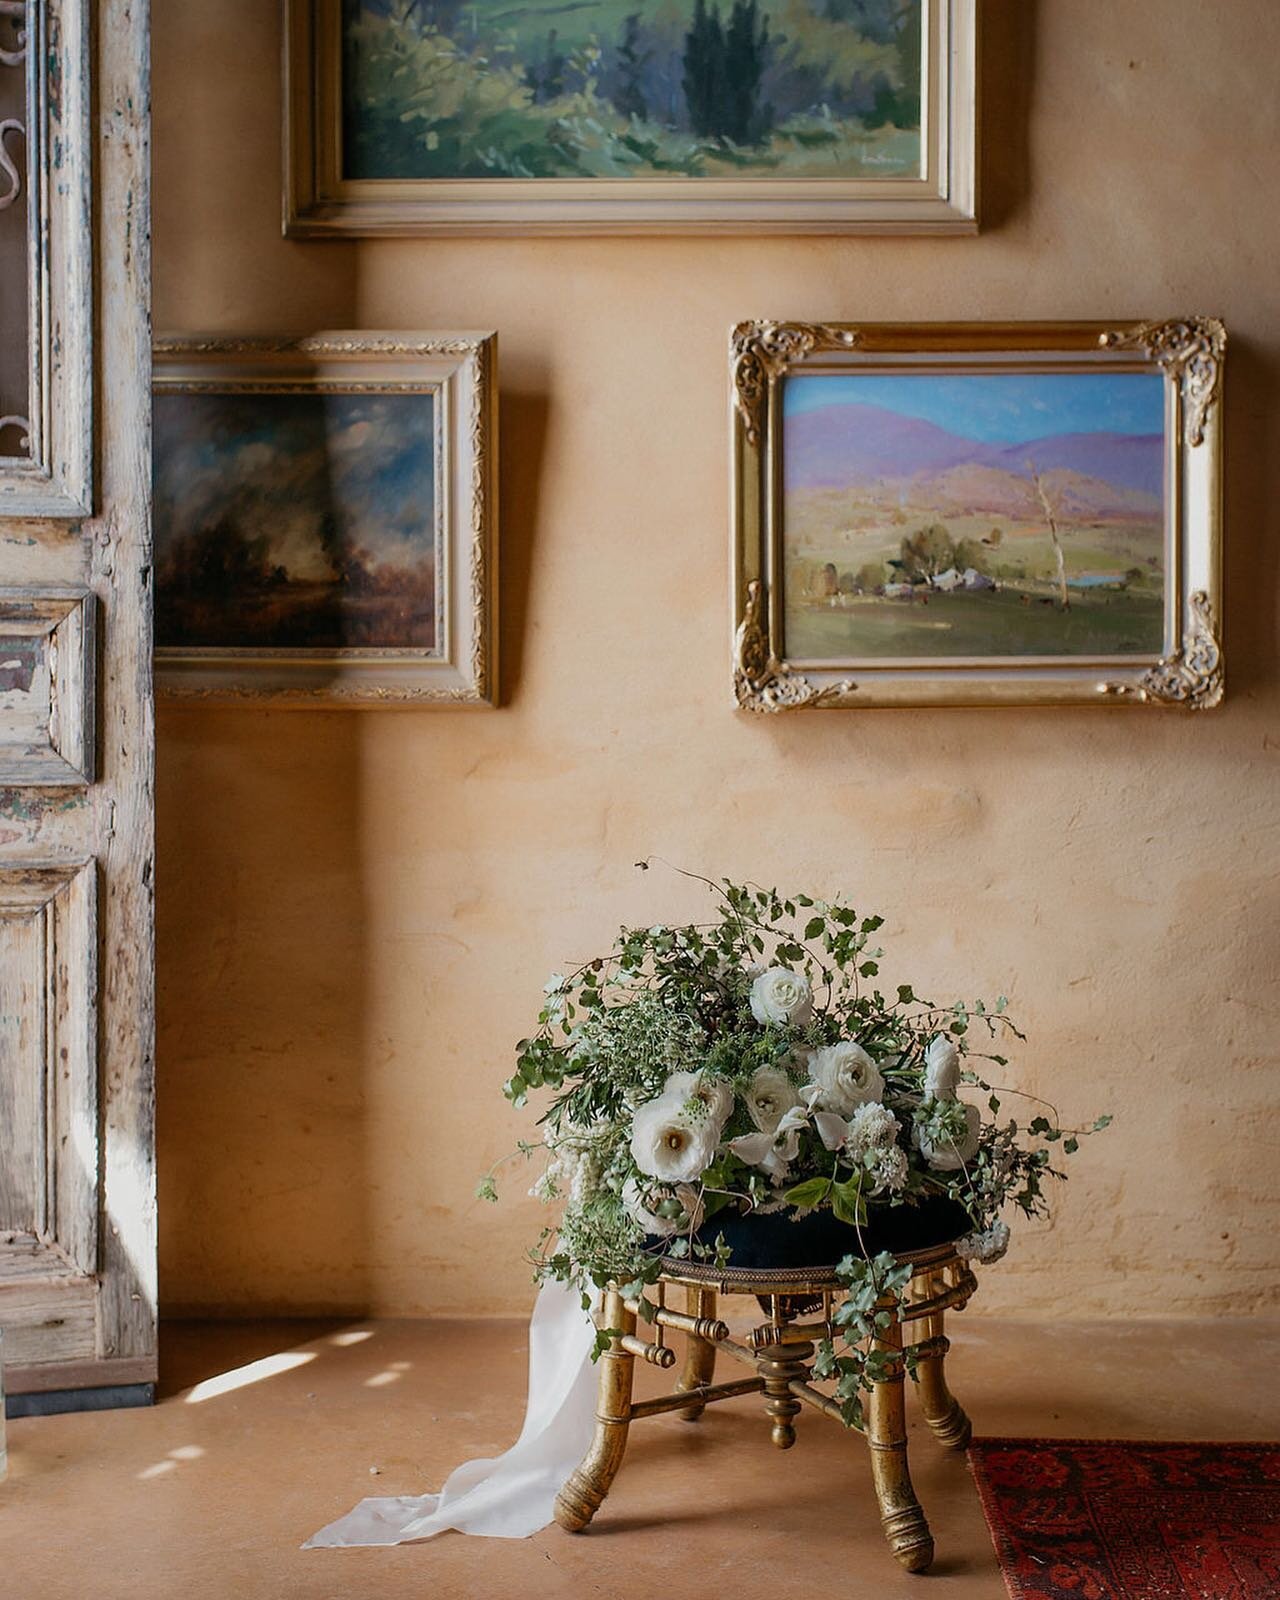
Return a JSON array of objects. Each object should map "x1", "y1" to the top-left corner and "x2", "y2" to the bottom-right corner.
[
  {"x1": 284, "y1": 0, "x2": 976, "y2": 238},
  {"x1": 0, "y1": 0, "x2": 93, "y2": 516},
  {"x1": 730, "y1": 319, "x2": 1225, "y2": 711},
  {"x1": 152, "y1": 333, "x2": 498, "y2": 707}
]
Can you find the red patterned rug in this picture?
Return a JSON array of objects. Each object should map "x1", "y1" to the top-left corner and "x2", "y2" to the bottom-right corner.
[{"x1": 969, "y1": 1440, "x2": 1280, "y2": 1600}]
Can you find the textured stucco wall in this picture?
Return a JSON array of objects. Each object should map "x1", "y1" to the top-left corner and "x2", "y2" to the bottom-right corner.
[{"x1": 153, "y1": 0, "x2": 1280, "y2": 1318}]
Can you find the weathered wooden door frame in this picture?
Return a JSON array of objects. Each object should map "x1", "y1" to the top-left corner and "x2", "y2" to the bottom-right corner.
[{"x1": 0, "y1": 0, "x2": 155, "y2": 1413}]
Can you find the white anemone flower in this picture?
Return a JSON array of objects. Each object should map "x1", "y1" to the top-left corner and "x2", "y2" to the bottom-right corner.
[
  {"x1": 749, "y1": 967, "x2": 813, "y2": 1027},
  {"x1": 914, "y1": 1101, "x2": 981, "y2": 1171},
  {"x1": 744, "y1": 1066, "x2": 802, "y2": 1136},
  {"x1": 923, "y1": 1035, "x2": 961, "y2": 1101},
  {"x1": 630, "y1": 1095, "x2": 720, "y2": 1183},
  {"x1": 807, "y1": 1041, "x2": 884, "y2": 1116},
  {"x1": 622, "y1": 1178, "x2": 706, "y2": 1238}
]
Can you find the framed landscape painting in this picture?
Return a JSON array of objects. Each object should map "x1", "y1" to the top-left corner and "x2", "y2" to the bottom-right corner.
[
  {"x1": 152, "y1": 333, "x2": 497, "y2": 705},
  {"x1": 284, "y1": 0, "x2": 975, "y2": 234},
  {"x1": 731, "y1": 320, "x2": 1225, "y2": 709}
]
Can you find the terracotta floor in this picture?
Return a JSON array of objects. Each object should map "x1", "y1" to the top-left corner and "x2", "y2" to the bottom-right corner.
[{"x1": 5, "y1": 1315, "x2": 1278, "y2": 1600}]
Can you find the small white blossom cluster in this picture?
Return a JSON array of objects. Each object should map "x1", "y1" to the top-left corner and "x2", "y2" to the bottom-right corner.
[
  {"x1": 533, "y1": 1121, "x2": 604, "y2": 1204},
  {"x1": 955, "y1": 1220, "x2": 1011, "y2": 1263}
]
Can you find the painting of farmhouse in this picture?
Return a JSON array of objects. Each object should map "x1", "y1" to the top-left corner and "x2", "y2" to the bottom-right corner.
[
  {"x1": 781, "y1": 370, "x2": 1168, "y2": 661},
  {"x1": 154, "y1": 390, "x2": 441, "y2": 652},
  {"x1": 339, "y1": 0, "x2": 923, "y2": 181}
]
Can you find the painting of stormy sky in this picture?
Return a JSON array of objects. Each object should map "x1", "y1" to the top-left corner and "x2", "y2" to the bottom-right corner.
[{"x1": 154, "y1": 389, "x2": 440, "y2": 651}]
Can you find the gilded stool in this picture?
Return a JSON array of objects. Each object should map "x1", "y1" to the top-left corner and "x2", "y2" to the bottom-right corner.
[{"x1": 553, "y1": 1241, "x2": 976, "y2": 1573}]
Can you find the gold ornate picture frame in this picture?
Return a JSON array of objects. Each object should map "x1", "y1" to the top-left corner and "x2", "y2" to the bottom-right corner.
[
  {"x1": 284, "y1": 0, "x2": 976, "y2": 237},
  {"x1": 152, "y1": 333, "x2": 497, "y2": 706},
  {"x1": 731, "y1": 320, "x2": 1225, "y2": 710}
]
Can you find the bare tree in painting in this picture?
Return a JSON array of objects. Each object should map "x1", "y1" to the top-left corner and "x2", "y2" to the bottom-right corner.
[{"x1": 1028, "y1": 461, "x2": 1069, "y2": 611}]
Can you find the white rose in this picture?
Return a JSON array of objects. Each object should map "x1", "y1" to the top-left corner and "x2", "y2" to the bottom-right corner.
[
  {"x1": 744, "y1": 1066, "x2": 801, "y2": 1135},
  {"x1": 807, "y1": 1041, "x2": 884, "y2": 1116},
  {"x1": 924, "y1": 1035, "x2": 961, "y2": 1101},
  {"x1": 630, "y1": 1095, "x2": 720, "y2": 1183},
  {"x1": 663, "y1": 1070, "x2": 733, "y2": 1129},
  {"x1": 749, "y1": 967, "x2": 813, "y2": 1027},
  {"x1": 622, "y1": 1177, "x2": 706, "y2": 1238},
  {"x1": 914, "y1": 1101, "x2": 981, "y2": 1171}
]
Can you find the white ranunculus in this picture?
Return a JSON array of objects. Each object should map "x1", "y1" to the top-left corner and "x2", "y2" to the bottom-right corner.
[
  {"x1": 914, "y1": 1101, "x2": 981, "y2": 1171},
  {"x1": 749, "y1": 967, "x2": 813, "y2": 1027},
  {"x1": 955, "y1": 1219, "x2": 1010, "y2": 1264},
  {"x1": 622, "y1": 1177, "x2": 705, "y2": 1238},
  {"x1": 744, "y1": 1066, "x2": 801, "y2": 1135},
  {"x1": 924, "y1": 1035, "x2": 961, "y2": 1101},
  {"x1": 630, "y1": 1095, "x2": 720, "y2": 1183},
  {"x1": 806, "y1": 1041, "x2": 884, "y2": 1116},
  {"x1": 662, "y1": 1070, "x2": 733, "y2": 1129}
]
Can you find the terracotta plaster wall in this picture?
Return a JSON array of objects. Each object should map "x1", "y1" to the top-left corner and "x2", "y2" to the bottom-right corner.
[{"x1": 153, "y1": 0, "x2": 1280, "y2": 1318}]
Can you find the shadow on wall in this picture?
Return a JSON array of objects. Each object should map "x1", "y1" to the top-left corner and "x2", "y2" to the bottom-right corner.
[
  {"x1": 156, "y1": 710, "x2": 374, "y2": 1315},
  {"x1": 981, "y1": 0, "x2": 1038, "y2": 232},
  {"x1": 1221, "y1": 336, "x2": 1278, "y2": 693},
  {"x1": 498, "y1": 389, "x2": 551, "y2": 705}
]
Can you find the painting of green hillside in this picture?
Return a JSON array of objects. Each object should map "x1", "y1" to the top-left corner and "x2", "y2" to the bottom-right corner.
[{"x1": 340, "y1": 0, "x2": 922, "y2": 181}]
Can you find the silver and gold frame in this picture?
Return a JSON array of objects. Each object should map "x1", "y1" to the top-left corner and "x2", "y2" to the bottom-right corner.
[
  {"x1": 731, "y1": 320, "x2": 1225, "y2": 710},
  {"x1": 152, "y1": 333, "x2": 497, "y2": 707}
]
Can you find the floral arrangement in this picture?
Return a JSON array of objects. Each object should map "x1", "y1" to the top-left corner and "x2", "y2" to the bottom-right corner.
[{"x1": 481, "y1": 868, "x2": 1109, "y2": 1421}]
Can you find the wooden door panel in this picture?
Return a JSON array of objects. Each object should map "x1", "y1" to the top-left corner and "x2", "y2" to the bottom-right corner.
[
  {"x1": 0, "y1": 859, "x2": 97, "y2": 1265},
  {"x1": 0, "y1": 588, "x2": 95, "y2": 786}
]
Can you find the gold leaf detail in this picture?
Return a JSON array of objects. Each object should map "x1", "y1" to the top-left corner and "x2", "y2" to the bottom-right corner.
[
  {"x1": 731, "y1": 321, "x2": 861, "y2": 448},
  {"x1": 1099, "y1": 590, "x2": 1223, "y2": 710},
  {"x1": 1099, "y1": 318, "x2": 1226, "y2": 448},
  {"x1": 732, "y1": 579, "x2": 855, "y2": 712}
]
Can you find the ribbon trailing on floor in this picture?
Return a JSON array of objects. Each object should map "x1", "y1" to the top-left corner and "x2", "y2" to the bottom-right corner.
[{"x1": 303, "y1": 1277, "x2": 599, "y2": 1547}]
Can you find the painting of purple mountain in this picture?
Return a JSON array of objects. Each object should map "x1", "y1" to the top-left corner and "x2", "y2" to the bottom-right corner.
[{"x1": 781, "y1": 370, "x2": 1168, "y2": 662}]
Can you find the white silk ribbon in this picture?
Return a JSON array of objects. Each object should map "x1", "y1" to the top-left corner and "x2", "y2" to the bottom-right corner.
[{"x1": 304, "y1": 1277, "x2": 599, "y2": 1547}]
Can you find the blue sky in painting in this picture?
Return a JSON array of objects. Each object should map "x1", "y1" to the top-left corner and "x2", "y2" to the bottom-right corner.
[{"x1": 783, "y1": 371, "x2": 1165, "y2": 443}]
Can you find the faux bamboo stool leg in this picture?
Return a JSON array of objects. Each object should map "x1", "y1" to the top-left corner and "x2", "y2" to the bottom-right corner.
[
  {"x1": 554, "y1": 1288, "x2": 637, "y2": 1532},
  {"x1": 675, "y1": 1285, "x2": 718, "y2": 1421},
  {"x1": 913, "y1": 1269, "x2": 972, "y2": 1450},
  {"x1": 867, "y1": 1311, "x2": 934, "y2": 1574}
]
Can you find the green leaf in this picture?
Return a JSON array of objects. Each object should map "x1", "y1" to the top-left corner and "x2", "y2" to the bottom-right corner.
[
  {"x1": 896, "y1": 984, "x2": 914, "y2": 1004},
  {"x1": 783, "y1": 1177, "x2": 832, "y2": 1210},
  {"x1": 804, "y1": 917, "x2": 826, "y2": 940}
]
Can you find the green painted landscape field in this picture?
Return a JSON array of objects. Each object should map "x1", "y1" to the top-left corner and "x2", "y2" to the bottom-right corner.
[
  {"x1": 782, "y1": 372, "x2": 1169, "y2": 662},
  {"x1": 341, "y1": 0, "x2": 922, "y2": 180}
]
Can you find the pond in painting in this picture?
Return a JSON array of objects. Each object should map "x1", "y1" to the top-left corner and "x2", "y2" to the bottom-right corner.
[
  {"x1": 153, "y1": 390, "x2": 440, "y2": 652},
  {"x1": 781, "y1": 370, "x2": 1167, "y2": 661},
  {"x1": 340, "y1": 0, "x2": 923, "y2": 182}
]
